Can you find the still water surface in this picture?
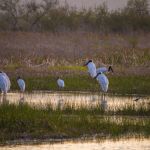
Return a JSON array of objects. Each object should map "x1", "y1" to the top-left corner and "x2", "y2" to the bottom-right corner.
[
  {"x1": 0, "y1": 91, "x2": 149, "y2": 110},
  {"x1": 1, "y1": 139, "x2": 150, "y2": 150}
]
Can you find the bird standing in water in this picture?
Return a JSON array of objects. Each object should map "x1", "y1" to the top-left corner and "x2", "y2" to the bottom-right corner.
[
  {"x1": 0, "y1": 71, "x2": 11, "y2": 93},
  {"x1": 17, "y1": 76, "x2": 26, "y2": 102},
  {"x1": 95, "y1": 72, "x2": 109, "y2": 101},
  {"x1": 0, "y1": 71, "x2": 10, "y2": 103},
  {"x1": 17, "y1": 77, "x2": 25, "y2": 92},
  {"x1": 0, "y1": 72, "x2": 8, "y2": 95}
]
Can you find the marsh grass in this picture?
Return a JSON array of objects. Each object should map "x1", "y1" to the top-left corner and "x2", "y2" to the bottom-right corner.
[
  {"x1": 47, "y1": 102, "x2": 150, "y2": 116},
  {"x1": 48, "y1": 66, "x2": 86, "y2": 71},
  {"x1": 0, "y1": 103, "x2": 149, "y2": 143},
  {"x1": 0, "y1": 32, "x2": 150, "y2": 73},
  {"x1": 10, "y1": 75, "x2": 150, "y2": 94}
]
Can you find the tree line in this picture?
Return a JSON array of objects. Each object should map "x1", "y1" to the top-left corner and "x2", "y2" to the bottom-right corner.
[{"x1": 0, "y1": 0, "x2": 149, "y2": 32}]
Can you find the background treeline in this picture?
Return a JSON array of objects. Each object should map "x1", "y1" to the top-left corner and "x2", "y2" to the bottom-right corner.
[{"x1": 0, "y1": 0, "x2": 149, "y2": 32}]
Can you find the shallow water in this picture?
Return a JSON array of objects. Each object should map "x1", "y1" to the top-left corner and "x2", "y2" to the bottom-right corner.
[
  {"x1": 0, "y1": 91, "x2": 149, "y2": 110},
  {"x1": 1, "y1": 139, "x2": 150, "y2": 150}
]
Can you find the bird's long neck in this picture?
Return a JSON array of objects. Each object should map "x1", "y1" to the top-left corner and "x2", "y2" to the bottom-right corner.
[
  {"x1": 85, "y1": 61, "x2": 91, "y2": 66},
  {"x1": 95, "y1": 73, "x2": 102, "y2": 79}
]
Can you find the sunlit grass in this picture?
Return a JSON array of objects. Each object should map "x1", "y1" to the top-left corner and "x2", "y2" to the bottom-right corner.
[
  {"x1": 10, "y1": 75, "x2": 150, "y2": 95},
  {"x1": 48, "y1": 66, "x2": 86, "y2": 71},
  {"x1": 3, "y1": 63, "x2": 22, "y2": 71}
]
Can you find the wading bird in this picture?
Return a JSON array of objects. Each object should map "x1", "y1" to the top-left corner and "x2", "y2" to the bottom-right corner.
[
  {"x1": 0, "y1": 71, "x2": 11, "y2": 92},
  {"x1": 95, "y1": 72, "x2": 109, "y2": 101},
  {"x1": 0, "y1": 72, "x2": 8, "y2": 94},
  {"x1": 57, "y1": 77, "x2": 65, "y2": 89},
  {"x1": 0, "y1": 71, "x2": 11, "y2": 103},
  {"x1": 17, "y1": 77, "x2": 25, "y2": 92},
  {"x1": 96, "y1": 66, "x2": 113, "y2": 74},
  {"x1": 84, "y1": 60, "x2": 97, "y2": 78}
]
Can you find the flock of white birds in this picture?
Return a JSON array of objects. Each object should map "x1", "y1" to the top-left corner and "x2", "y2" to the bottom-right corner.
[
  {"x1": 84, "y1": 60, "x2": 113, "y2": 100},
  {"x1": 0, "y1": 72, "x2": 65, "y2": 95},
  {"x1": 0, "y1": 60, "x2": 113, "y2": 99}
]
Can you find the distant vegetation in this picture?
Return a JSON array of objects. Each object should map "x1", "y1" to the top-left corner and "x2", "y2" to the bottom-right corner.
[
  {"x1": 0, "y1": 0, "x2": 149, "y2": 32},
  {"x1": 0, "y1": 0, "x2": 149, "y2": 74},
  {"x1": 0, "y1": 0, "x2": 149, "y2": 94}
]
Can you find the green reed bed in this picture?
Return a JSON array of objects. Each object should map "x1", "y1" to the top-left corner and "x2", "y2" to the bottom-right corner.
[
  {"x1": 0, "y1": 103, "x2": 149, "y2": 143},
  {"x1": 114, "y1": 104, "x2": 150, "y2": 116},
  {"x1": 11, "y1": 75, "x2": 150, "y2": 95},
  {"x1": 47, "y1": 102, "x2": 150, "y2": 116}
]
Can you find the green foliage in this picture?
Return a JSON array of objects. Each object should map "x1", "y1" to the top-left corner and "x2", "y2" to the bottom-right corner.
[
  {"x1": 0, "y1": 0, "x2": 149, "y2": 32},
  {"x1": 125, "y1": 0, "x2": 149, "y2": 16},
  {"x1": 10, "y1": 75, "x2": 150, "y2": 95}
]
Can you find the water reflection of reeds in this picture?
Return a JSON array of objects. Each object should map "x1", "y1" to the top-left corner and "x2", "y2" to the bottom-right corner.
[{"x1": 0, "y1": 92, "x2": 149, "y2": 116}]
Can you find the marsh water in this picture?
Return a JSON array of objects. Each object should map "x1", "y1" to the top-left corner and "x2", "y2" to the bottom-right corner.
[
  {"x1": 0, "y1": 91, "x2": 149, "y2": 110},
  {"x1": 1, "y1": 139, "x2": 150, "y2": 150},
  {"x1": 0, "y1": 92, "x2": 149, "y2": 149}
]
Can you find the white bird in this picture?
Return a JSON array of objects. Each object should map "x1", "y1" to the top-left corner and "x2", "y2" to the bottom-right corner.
[
  {"x1": 0, "y1": 72, "x2": 8, "y2": 94},
  {"x1": 0, "y1": 71, "x2": 11, "y2": 92},
  {"x1": 57, "y1": 77, "x2": 65, "y2": 88},
  {"x1": 96, "y1": 66, "x2": 113, "y2": 74},
  {"x1": 84, "y1": 60, "x2": 97, "y2": 78},
  {"x1": 17, "y1": 77, "x2": 25, "y2": 92},
  {"x1": 95, "y1": 72, "x2": 109, "y2": 101}
]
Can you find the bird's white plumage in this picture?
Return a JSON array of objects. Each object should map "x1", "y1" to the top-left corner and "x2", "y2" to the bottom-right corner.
[
  {"x1": 17, "y1": 79, "x2": 25, "y2": 92},
  {"x1": 1, "y1": 72, "x2": 11, "y2": 91},
  {"x1": 57, "y1": 79, "x2": 65, "y2": 88},
  {"x1": 96, "y1": 67, "x2": 108, "y2": 74},
  {"x1": 87, "y1": 62, "x2": 97, "y2": 78},
  {"x1": 96, "y1": 73, "x2": 109, "y2": 92},
  {"x1": 0, "y1": 74, "x2": 8, "y2": 94}
]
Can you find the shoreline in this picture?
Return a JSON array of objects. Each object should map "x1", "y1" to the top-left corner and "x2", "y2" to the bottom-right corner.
[
  {"x1": 7, "y1": 90, "x2": 150, "y2": 97},
  {"x1": 0, "y1": 134, "x2": 150, "y2": 146}
]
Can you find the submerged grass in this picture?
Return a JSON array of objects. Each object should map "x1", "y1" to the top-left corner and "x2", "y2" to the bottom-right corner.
[
  {"x1": 0, "y1": 103, "x2": 149, "y2": 143},
  {"x1": 11, "y1": 75, "x2": 150, "y2": 95}
]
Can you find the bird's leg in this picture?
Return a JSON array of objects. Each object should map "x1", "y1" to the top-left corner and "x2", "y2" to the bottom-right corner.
[
  {"x1": 19, "y1": 92, "x2": 21, "y2": 99},
  {"x1": 23, "y1": 91, "x2": 25, "y2": 98},
  {"x1": 101, "y1": 92, "x2": 103, "y2": 103},
  {"x1": 2, "y1": 93, "x2": 7, "y2": 104},
  {"x1": 22, "y1": 92, "x2": 25, "y2": 102},
  {"x1": 101, "y1": 92, "x2": 104, "y2": 109},
  {"x1": 0, "y1": 91, "x2": 2, "y2": 103}
]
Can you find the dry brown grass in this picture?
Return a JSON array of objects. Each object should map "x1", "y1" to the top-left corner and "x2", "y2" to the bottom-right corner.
[{"x1": 0, "y1": 31, "x2": 149, "y2": 76}]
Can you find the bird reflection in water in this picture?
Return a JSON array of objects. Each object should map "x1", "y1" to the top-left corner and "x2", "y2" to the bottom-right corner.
[
  {"x1": 57, "y1": 99, "x2": 64, "y2": 110},
  {"x1": 100, "y1": 98, "x2": 108, "y2": 110},
  {"x1": 19, "y1": 96, "x2": 25, "y2": 105},
  {"x1": 0, "y1": 94, "x2": 9, "y2": 104}
]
